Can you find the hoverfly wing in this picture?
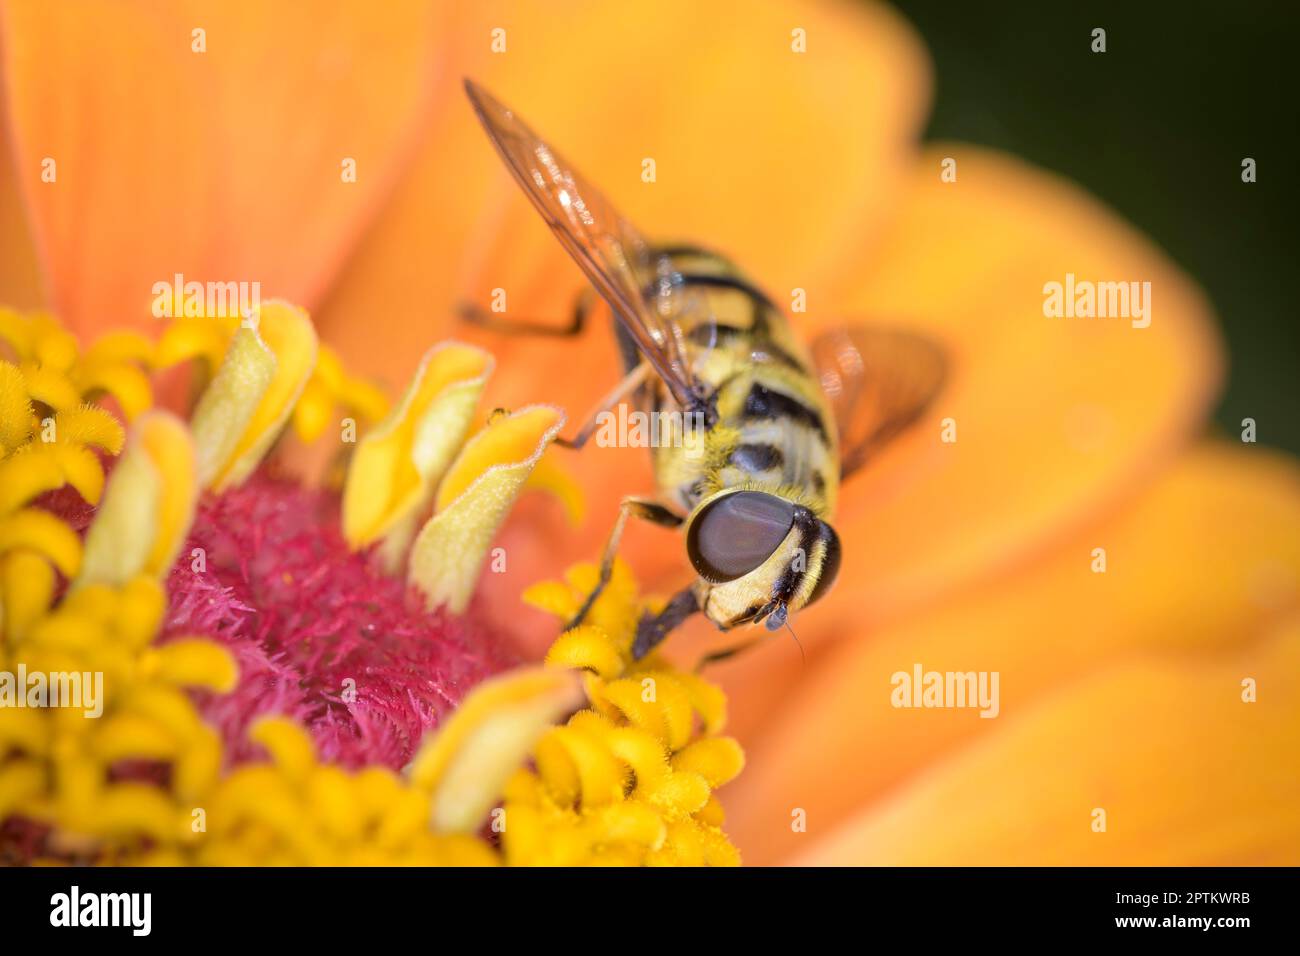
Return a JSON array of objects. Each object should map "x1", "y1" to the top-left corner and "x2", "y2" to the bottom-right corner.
[
  {"x1": 811, "y1": 325, "x2": 948, "y2": 480},
  {"x1": 464, "y1": 79, "x2": 704, "y2": 411}
]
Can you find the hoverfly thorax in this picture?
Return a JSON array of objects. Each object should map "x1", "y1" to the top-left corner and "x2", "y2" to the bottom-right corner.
[{"x1": 685, "y1": 489, "x2": 841, "y2": 631}]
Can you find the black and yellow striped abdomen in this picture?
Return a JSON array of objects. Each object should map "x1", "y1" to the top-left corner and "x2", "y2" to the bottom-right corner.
[{"x1": 635, "y1": 246, "x2": 840, "y2": 518}]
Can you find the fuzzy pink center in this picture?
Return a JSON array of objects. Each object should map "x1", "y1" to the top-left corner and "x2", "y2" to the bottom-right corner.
[{"x1": 164, "y1": 471, "x2": 518, "y2": 770}]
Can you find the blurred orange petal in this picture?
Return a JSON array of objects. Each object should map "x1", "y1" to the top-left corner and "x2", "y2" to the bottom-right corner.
[
  {"x1": 811, "y1": 144, "x2": 1225, "y2": 626},
  {"x1": 0, "y1": 0, "x2": 444, "y2": 336},
  {"x1": 790, "y1": 614, "x2": 1300, "y2": 865},
  {"x1": 321, "y1": 0, "x2": 930, "y2": 379},
  {"x1": 724, "y1": 443, "x2": 1300, "y2": 864},
  {"x1": 0, "y1": 108, "x2": 42, "y2": 309}
]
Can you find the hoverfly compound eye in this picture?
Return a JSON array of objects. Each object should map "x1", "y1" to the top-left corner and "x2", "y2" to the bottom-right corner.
[
  {"x1": 687, "y1": 491, "x2": 796, "y2": 584},
  {"x1": 805, "y1": 520, "x2": 842, "y2": 607}
]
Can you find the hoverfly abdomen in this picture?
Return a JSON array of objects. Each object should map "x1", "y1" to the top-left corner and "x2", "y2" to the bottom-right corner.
[{"x1": 740, "y1": 381, "x2": 831, "y2": 442}]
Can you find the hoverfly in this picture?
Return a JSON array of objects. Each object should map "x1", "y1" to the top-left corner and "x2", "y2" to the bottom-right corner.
[{"x1": 462, "y1": 79, "x2": 947, "y2": 661}]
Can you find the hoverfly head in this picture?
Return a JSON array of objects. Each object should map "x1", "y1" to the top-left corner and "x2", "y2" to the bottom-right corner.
[{"x1": 686, "y1": 489, "x2": 841, "y2": 631}]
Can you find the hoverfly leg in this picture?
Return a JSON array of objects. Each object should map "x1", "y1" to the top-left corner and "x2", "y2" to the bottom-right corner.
[
  {"x1": 457, "y1": 287, "x2": 596, "y2": 337},
  {"x1": 695, "y1": 637, "x2": 764, "y2": 669},
  {"x1": 563, "y1": 496, "x2": 684, "y2": 631},
  {"x1": 554, "y1": 362, "x2": 654, "y2": 450},
  {"x1": 632, "y1": 586, "x2": 700, "y2": 659}
]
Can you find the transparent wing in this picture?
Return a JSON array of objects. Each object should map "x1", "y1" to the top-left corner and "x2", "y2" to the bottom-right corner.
[
  {"x1": 811, "y1": 325, "x2": 948, "y2": 480},
  {"x1": 464, "y1": 79, "x2": 706, "y2": 411}
]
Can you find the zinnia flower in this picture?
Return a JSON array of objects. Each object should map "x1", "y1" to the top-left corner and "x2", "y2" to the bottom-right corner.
[
  {"x1": 0, "y1": 301, "x2": 741, "y2": 865},
  {"x1": 1, "y1": 0, "x2": 1296, "y2": 867}
]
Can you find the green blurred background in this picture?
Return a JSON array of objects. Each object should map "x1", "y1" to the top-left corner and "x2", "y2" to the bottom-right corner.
[{"x1": 891, "y1": 0, "x2": 1298, "y2": 453}]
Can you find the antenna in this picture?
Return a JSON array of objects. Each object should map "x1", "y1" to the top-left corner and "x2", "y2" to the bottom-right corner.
[{"x1": 784, "y1": 618, "x2": 806, "y2": 667}]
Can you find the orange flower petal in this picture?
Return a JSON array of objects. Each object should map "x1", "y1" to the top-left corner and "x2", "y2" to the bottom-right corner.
[
  {"x1": 790, "y1": 614, "x2": 1300, "y2": 865},
  {"x1": 0, "y1": 0, "x2": 445, "y2": 336},
  {"x1": 723, "y1": 443, "x2": 1300, "y2": 864},
  {"x1": 0, "y1": 108, "x2": 43, "y2": 309},
  {"x1": 813, "y1": 144, "x2": 1224, "y2": 622},
  {"x1": 317, "y1": 0, "x2": 930, "y2": 402}
]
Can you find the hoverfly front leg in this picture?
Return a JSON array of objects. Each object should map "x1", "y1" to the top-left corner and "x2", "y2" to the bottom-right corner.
[
  {"x1": 632, "y1": 586, "x2": 700, "y2": 659},
  {"x1": 564, "y1": 496, "x2": 683, "y2": 631}
]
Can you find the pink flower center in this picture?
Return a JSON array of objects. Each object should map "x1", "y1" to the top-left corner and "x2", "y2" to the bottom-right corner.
[{"x1": 164, "y1": 471, "x2": 518, "y2": 770}]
